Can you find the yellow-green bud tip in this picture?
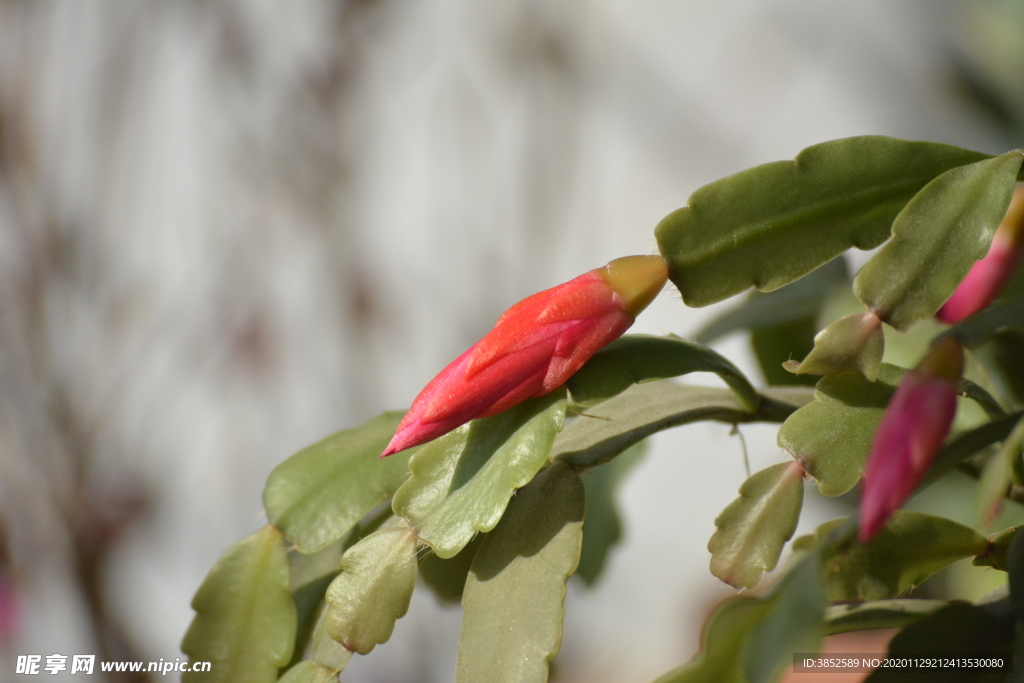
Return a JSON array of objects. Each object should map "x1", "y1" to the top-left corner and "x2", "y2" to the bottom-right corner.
[{"x1": 599, "y1": 255, "x2": 669, "y2": 317}]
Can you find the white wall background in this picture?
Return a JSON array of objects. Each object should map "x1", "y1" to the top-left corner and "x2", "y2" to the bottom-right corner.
[{"x1": 0, "y1": 1, "x2": 1011, "y2": 681}]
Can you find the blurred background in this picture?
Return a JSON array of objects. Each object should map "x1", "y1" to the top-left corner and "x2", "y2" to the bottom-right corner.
[{"x1": 0, "y1": 0, "x2": 1022, "y2": 681}]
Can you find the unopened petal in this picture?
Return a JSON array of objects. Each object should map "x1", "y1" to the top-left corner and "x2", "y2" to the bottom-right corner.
[
  {"x1": 858, "y1": 340, "x2": 963, "y2": 542},
  {"x1": 937, "y1": 229, "x2": 1023, "y2": 323},
  {"x1": 381, "y1": 256, "x2": 662, "y2": 457},
  {"x1": 937, "y1": 185, "x2": 1024, "y2": 324}
]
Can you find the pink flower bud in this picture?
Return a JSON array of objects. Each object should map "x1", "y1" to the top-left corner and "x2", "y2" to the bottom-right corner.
[
  {"x1": 859, "y1": 337, "x2": 964, "y2": 543},
  {"x1": 381, "y1": 256, "x2": 668, "y2": 457},
  {"x1": 937, "y1": 187, "x2": 1024, "y2": 324}
]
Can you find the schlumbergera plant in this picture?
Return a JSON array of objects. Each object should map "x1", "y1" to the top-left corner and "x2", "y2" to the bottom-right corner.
[{"x1": 180, "y1": 136, "x2": 1024, "y2": 683}]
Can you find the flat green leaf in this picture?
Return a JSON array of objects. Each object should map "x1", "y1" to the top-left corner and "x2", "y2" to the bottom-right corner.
[
  {"x1": 778, "y1": 365, "x2": 902, "y2": 496},
  {"x1": 743, "y1": 556, "x2": 827, "y2": 683},
  {"x1": 869, "y1": 363, "x2": 1005, "y2": 418},
  {"x1": 456, "y1": 461, "x2": 585, "y2": 683},
  {"x1": 854, "y1": 152, "x2": 1023, "y2": 330},
  {"x1": 182, "y1": 525, "x2": 297, "y2": 683},
  {"x1": 925, "y1": 411, "x2": 1024, "y2": 488},
  {"x1": 823, "y1": 599, "x2": 947, "y2": 635},
  {"x1": 285, "y1": 503, "x2": 395, "y2": 666},
  {"x1": 655, "y1": 136, "x2": 990, "y2": 307},
  {"x1": 977, "y1": 448, "x2": 1013, "y2": 529},
  {"x1": 654, "y1": 554, "x2": 825, "y2": 683},
  {"x1": 323, "y1": 516, "x2": 418, "y2": 655},
  {"x1": 694, "y1": 258, "x2": 850, "y2": 344},
  {"x1": 309, "y1": 605, "x2": 352, "y2": 671},
  {"x1": 801, "y1": 512, "x2": 988, "y2": 601},
  {"x1": 278, "y1": 661, "x2": 338, "y2": 683},
  {"x1": 940, "y1": 297, "x2": 1024, "y2": 348},
  {"x1": 288, "y1": 572, "x2": 337, "y2": 669},
  {"x1": 709, "y1": 460, "x2": 806, "y2": 589},
  {"x1": 781, "y1": 364, "x2": 1010, "y2": 497},
  {"x1": 977, "y1": 418, "x2": 1024, "y2": 528},
  {"x1": 553, "y1": 381, "x2": 810, "y2": 470},
  {"x1": 576, "y1": 441, "x2": 646, "y2": 586},
  {"x1": 265, "y1": 412, "x2": 415, "y2": 553},
  {"x1": 975, "y1": 327, "x2": 1024, "y2": 406},
  {"x1": 288, "y1": 540, "x2": 343, "y2": 595},
  {"x1": 567, "y1": 335, "x2": 760, "y2": 412},
  {"x1": 787, "y1": 311, "x2": 885, "y2": 381},
  {"x1": 956, "y1": 376, "x2": 1010, "y2": 420},
  {"x1": 392, "y1": 392, "x2": 566, "y2": 558},
  {"x1": 866, "y1": 603, "x2": 1014, "y2": 682},
  {"x1": 418, "y1": 533, "x2": 485, "y2": 604}
]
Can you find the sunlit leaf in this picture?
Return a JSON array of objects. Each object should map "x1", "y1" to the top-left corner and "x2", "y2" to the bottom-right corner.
[
  {"x1": 392, "y1": 392, "x2": 566, "y2": 558},
  {"x1": 709, "y1": 461, "x2": 805, "y2": 589},
  {"x1": 553, "y1": 381, "x2": 811, "y2": 470},
  {"x1": 866, "y1": 603, "x2": 1013, "y2": 682},
  {"x1": 786, "y1": 311, "x2": 885, "y2": 381},
  {"x1": 285, "y1": 502, "x2": 394, "y2": 666},
  {"x1": 780, "y1": 359, "x2": 1006, "y2": 497},
  {"x1": 264, "y1": 412, "x2": 415, "y2": 553},
  {"x1": 655, "y1": 136, "x2": 989, "y2": 307},
  {"x1": 576, "y1": 442, "x2": 646, "y2": 586},
  {"x1": 799, "y1": 512, "x2": 987, "y2": 601},
  {"x1": 456, "y1": 461, "x2": 585, "y2": 683},
  {"x1": 309, "y1": 606, "x2": 352, "y2": 672},
  {"x1": 855, "y1": 152, "x2": 1023, "y2": 330},
  {"x1": 567, "y1": 334, "x2": 760, "y2": 412},
  {"x1": 323, "y1": 517, "x2": 418, "y2": 655},
  {"x1": 182, "y1": 526, "x2": 296, "y2": 683},
  {"x1": 778, "y1": 366, "x2": 901, "y2": 496}
]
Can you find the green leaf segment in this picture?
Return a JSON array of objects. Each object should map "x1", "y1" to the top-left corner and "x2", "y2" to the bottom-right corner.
[
  {"x1": 456, "y1": 461, "x2": 585, "y2": 683},
  {"x1": 854, "y1": 151, "x2": 1024, "y2": 330},
  {"x1": 655, "y1": 136, "x2": 990, "y2": 307},
  {"x1": 708, "y1": 460, "x2": 805, "y2": 590},
  {"x1": 181, "y1": 526, "x2": 296, "y2": 683},
  {"x1": 392, "y1": 392, "x2": 567, "y2": 559}
]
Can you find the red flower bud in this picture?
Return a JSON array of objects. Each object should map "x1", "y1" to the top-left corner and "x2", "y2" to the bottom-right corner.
[
  {"x1": 937, "y1": 187, "x2": 1024, "y2": 324},
  {"x1": 381, "y1": 256, "x2": 668, "y2": 457},
  {"x1": 859, "y1": 337, "x2": 964, "y2": 543}
]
